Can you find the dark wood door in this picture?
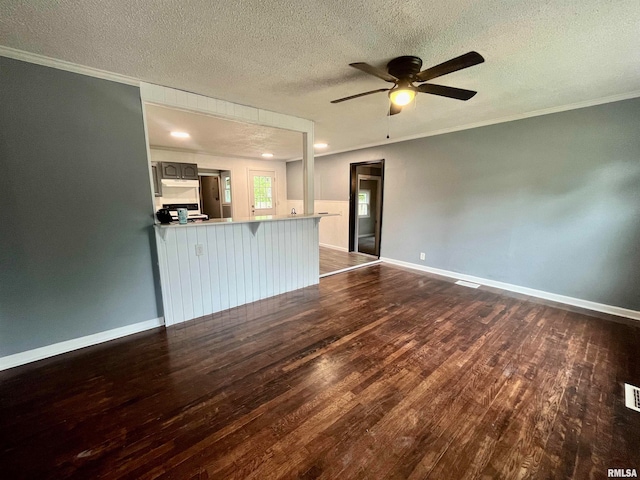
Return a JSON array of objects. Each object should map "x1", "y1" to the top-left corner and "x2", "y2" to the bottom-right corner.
[
  {"x1": 349, "y1": 160, "x2": 385, "y2": 256},
  {"x1": 200, "y1": 176, "x2": 222, "y2": 219}
]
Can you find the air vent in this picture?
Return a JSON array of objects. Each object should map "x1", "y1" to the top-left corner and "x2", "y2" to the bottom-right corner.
[
  {"x1": 625, "y1": 383, "x2": 640, "y2": 412},
  {"x1": 455, "y1": 280, "x2": 480, "y2": 289}
]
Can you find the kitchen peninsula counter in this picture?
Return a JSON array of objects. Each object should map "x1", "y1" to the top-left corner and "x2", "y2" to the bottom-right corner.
[
  {"x1": 155, "y1": 213, "x2": 335, "y2": 228},
  {"x1": 154, "y1": 213, "x2": 335, "y2": 326}
]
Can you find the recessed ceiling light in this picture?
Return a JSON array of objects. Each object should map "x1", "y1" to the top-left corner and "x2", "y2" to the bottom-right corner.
[
  {"x1": 170, "y1": 131, "x2": 190, "y2": 138},
  {"x1": 314, "y1": 143, "x2": 328, "y2": 149},
  {"x1": 261, "y1": 153, "x2": 274, "y2": 158}
]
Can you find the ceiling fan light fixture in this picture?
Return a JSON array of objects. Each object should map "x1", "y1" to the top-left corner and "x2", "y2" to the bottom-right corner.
[
  {"x1": 389, "y1": 87, "x2": 416, "y2": 106},
  {"x1": 332, "y1": 52, "x2": 484, "y2": 113}
]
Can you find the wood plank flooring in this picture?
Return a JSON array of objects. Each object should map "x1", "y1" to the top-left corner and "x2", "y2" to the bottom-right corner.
[
  {"x1": 357, "y1": 235, "x2": 376, "y2": 256},
  {"x1": 1, "y1": 264, "x2": 639, "y2": 479},
  {"x1": 319, "y1": 246, "x2": 377, "y2": 275}
]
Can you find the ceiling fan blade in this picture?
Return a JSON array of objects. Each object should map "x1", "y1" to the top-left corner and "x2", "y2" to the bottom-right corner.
[
  {"x1": 388, "y1": 103, "x2": 403, "y2": 116},
  {"x1": 417, "y1": 83, "x2": 477, "y2": 101},
  {"x1": 416, "y1": 51, "x2": 484, "y2": 82},
  {"x1": 350, "y1": 62, "x2": 398, "y2": 83},
  {"x1": 331, "y1": 88, "x2": 390, "y2": 104}
]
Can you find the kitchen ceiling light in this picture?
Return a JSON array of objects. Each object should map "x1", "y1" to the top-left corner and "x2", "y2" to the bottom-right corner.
[
  {"x1": 170, "y1": 131, "x2": 190, "y2": 138},
  {"x1": 261, "y1": 153, "x2": 274, "y2": 158},
  {"x1": 389, "y1": 87, "x2": 416, "y2": 106},
  {"x1": 314, "y1": 143, "x2": 328, "y2": 149}
]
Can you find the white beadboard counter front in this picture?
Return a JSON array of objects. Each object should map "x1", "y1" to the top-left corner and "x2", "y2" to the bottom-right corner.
[{"x1": 154, "y1": 214, "x2": 336, "y2": 326}]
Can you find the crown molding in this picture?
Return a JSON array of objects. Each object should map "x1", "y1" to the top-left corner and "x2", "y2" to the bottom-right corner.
[
  {"x1": 3, "y1": 45, "x2": 639, "y2": 162},
  {"x1": 0, "y1": 45, "x2": 139, "y2": 86},
  {"x1": 294, "y1": 90, "x2": 640, "y2": 162}
]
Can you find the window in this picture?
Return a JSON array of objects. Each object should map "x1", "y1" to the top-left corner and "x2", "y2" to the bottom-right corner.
[
  {"x1": 358, "y1": 190, "x2": 370, "y2": 217},
  {"x1": 223, "y1": 175, "x2": 232, "y2": 204},
  {"x1": 253, "y1": 175, "x2": 273, "y2": 209}
]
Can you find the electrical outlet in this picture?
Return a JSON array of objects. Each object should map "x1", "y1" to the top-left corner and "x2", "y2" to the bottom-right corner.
[
  {"x1": 195, "y1": 244, "x2": 204, "y2": 256},
  {"x1": 419, "y1": 252, "x2": 426, "y2": 260}
]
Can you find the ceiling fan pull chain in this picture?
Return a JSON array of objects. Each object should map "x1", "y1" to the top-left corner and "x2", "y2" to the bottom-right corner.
[{"x1": 387, "y1": 101, "x2": 390, "y2": 139}]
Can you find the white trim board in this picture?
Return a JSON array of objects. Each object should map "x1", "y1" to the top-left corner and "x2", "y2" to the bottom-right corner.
[
  {"x1": 0, "y1": 317, "x2": 164, "y2": 372},
  {"x1": 380, "y1": 257, "x2": 640, "y2": 322},
  {"x1": 140, "y1": 83, "x2": 313, "y2": 134},
  {"x1": 320, "y1": 260, "x2": 382, "y2": 278},
  {"x1": 319, "y1": 243, "x2": 348, "y2": 252},
  {"x1": 0, "y1": 45, "x2": 139, "y2": 86}
]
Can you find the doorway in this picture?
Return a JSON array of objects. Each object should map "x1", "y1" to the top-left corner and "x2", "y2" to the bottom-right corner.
[
  {"x1": 349, "y1": 160, "x2": 384, "y2": 257},
  {"x1": 200, "y1": 175, "x2": 223, "y2": 219},
  {"x1": 249, "y1": 170, "x2": 276, "y2": 216}
]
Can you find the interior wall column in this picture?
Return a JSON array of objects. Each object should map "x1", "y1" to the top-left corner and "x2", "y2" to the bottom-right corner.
[{"x1": 302, "y1": 130, "x2": 315, "y2": 214}]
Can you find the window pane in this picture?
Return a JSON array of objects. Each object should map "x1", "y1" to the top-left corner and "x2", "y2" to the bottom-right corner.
[
  {"x1": 223, "y1": 176, "x2": 232, "y2": 203},
  {"x1": 358, "y1": 189, "x2": 370, "y2": 217},
  {"x1": 253, "y1": 175, "x2": 273, "y2": 209}
]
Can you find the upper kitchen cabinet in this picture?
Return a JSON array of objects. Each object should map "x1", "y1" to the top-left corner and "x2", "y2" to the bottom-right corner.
[
  {"x1": 160, "y1": 162, "x2": 198, "y2": 180},
  {"x1": 160, "y1": 162, "x2": 181, "y2": 179},
  {"x1": 180, "y1": 163, "x2": 199, "y2": 180}
]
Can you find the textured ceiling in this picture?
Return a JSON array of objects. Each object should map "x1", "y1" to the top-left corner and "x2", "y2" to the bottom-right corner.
[
  {"x1": 1, "y1": 0, "x2": 639, "y2": 154},
  {"x1": 146, "y1": 105, "x2": 302, "y2": 160}
]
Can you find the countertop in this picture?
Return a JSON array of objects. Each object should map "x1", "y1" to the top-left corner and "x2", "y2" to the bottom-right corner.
[{"x1": 154, "y1": 213, "x2": 338, "y2": 228}]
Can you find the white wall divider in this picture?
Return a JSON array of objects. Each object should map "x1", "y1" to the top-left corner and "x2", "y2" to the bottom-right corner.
[
  {"x1": 155, "y1": 217, "x2": 321, "y2": 326},
  {"x1": 140, "y1": 82, "x2": 315, "y2": 215}
]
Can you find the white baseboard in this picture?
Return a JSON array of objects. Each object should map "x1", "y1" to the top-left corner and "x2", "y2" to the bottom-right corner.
[
  {"x1": 380, "y1": 257, "x2": 640, "y2": 322},
  {"x1": 0, "y1": 317, "x2": 164, "y2": 372},
  {"x1": 320, "y1": 243, "x2": 348, "y2": 252}
]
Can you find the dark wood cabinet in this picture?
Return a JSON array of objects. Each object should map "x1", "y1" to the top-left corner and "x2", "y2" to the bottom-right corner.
[{"x1": 159, "y1": 162, "x2": 198, "y2": 180}]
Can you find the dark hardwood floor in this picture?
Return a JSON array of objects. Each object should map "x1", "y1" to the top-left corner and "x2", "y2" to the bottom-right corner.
[
  {"x1": 319, "y1": 246, "x2": 377, "y2": 275},
  {"x1": 357, "y1": 235, "x2": 376, "y2": 256},
  {"x1": 1, "y1": 264, "x2": 639, "y2": 479}
]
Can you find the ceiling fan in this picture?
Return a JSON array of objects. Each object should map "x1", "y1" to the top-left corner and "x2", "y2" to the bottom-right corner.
[{"x1": 331, "y1": 51, "x2": 485, "y2": 115}]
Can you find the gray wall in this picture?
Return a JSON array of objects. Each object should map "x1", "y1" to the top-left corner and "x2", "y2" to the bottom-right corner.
[
  {"x1": 287, "y1": 98, "x2": 640, "y2": 310},
  {"x1": 0, "y1": 57, "x2": 160, "y2": 356}
]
